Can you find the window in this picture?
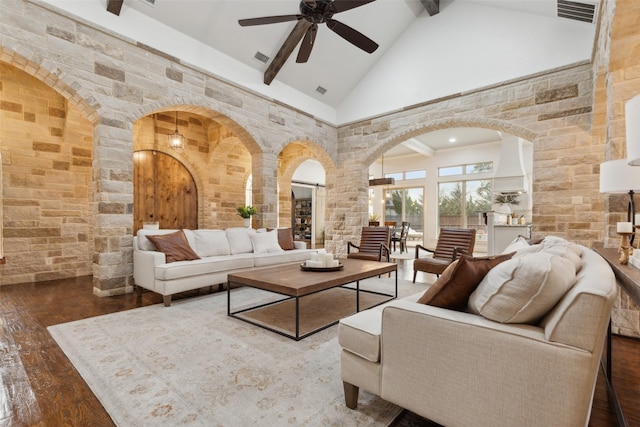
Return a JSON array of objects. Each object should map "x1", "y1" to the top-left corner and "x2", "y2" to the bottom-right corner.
[
  {"x1": 385, "y1": 172, "x2": 403, "y2": 181},
  {"x1": 405, "y1": 170, "x2": 426, "y2": 180},
  {"x1": 438, "y1": 179, "x2": 492, "y2": 232},
  {"x1": 439, "y1": 162, "x2": 493, "y2": 177},
  {"x1": 384, "y1": 187, "x2": 424, "y2": 244}
]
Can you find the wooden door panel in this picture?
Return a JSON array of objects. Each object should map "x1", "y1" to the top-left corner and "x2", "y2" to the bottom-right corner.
[{"x1": 133, "y1": 150, "x2": 197, "y2": 234}]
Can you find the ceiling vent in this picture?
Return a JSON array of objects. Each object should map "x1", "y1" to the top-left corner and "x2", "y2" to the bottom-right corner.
[
  {"x1": 254, "y1": 51, "x2": 269, "y2": 64},
  {"x1": 557, "y1": 0, "x2": 596, "y2": 23},
  {"x1": 315, "y1": 86, "x2": 327, "y2": 95},
  {"x1": 142, "y1": 0, "x2": 156, "y2": 5}
]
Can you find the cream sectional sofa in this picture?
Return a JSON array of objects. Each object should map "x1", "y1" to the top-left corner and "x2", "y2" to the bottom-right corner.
[
  {"x1": 338, "y1": 237, "x2": 617, "y2": 427},
  {"x1": 133, "y1": 227, "x2": 317, "y2": 306}
]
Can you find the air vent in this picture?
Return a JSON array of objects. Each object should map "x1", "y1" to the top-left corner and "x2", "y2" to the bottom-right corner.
[
  {"x1": 254, "y1": 51, "x2": 269, "y2": 64},
  {"x1": 316, "y1": 86, "x2": 327, "y2": 95},
  {"x1": 142, "y1": 0, "x2": 156, "y2": 5},
  {"x1": 557, "y1": 0, "x2": 596, "y2": 23}
]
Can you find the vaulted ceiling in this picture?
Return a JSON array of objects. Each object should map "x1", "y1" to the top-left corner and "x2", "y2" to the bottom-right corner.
[{"x1": 43, "y1": 0, "x2": 600, "y2": 153}]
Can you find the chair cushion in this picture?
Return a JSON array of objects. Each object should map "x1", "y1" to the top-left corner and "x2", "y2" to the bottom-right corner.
[
  {"x1": 338, "y1": 306, "x2": 385, "y2": 362},
  {"x1": 468, "y1": 251, "x2": 577, "y2": 324},
  {"x1": 145, "y1": 230, "x2": 201, "y2": 263},
  {"x1": 347, "y1": 252, "x2": 380, "y2": 261},
  {"x1": 417, "y1": 252, "x2": 515, "y2": 310},
  {"x1": 413, "y1": 256, "x2": 451, "y2": 275}
]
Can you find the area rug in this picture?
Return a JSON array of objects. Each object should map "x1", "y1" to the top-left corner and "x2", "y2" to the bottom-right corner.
[{"x1": 48, "y1": 277, "x2": 427, "y2": 426}]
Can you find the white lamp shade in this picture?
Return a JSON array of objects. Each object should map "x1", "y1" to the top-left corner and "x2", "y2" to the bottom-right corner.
[
  {"x1": 600, "y1": 159, "x2": 640, "y2": 193},
  {"x1": 626, "y1": 94, "x2": 640, "y2": 165}
]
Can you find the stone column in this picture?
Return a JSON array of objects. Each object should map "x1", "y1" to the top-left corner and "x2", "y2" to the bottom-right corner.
[
  {"x1": 251, "y1": 152, "x2": 278, "y2": 229},
  {"x1": 92, "y1": 121, "x2": 134, "y2": 296},
  {"x1": 324, "y1": 159, "x2": 369, "y2": 257}
]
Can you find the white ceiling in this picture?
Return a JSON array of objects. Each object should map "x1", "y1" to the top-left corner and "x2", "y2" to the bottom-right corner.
[{"x1": 41, "y1": 0, "x2": 599, "y2": 154}]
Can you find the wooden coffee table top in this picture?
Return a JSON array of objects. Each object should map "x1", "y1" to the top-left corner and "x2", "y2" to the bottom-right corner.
[{"x1": 227, "y1": 258, "x2": 396, "y2": 297}]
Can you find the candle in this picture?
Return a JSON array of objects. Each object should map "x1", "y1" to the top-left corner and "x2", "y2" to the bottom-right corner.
[
  {"x1": 305, "y1": 260, "x2": 323, "y2": 268},
  {"x1": 617, "y1": 222, "x2": 633, "y2": 233}
]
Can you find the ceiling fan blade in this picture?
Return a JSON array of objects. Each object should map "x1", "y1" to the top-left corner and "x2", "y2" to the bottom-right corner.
[
  {"x1": 264, "y1": 20, "x2": 313, "y2": 85},
  {"x1": 238, "y1": 15, "x2": 302, "y2": 27},
  {"x1": 296, "y1": 24, "x2": 318, "y2": 63},
  {"x1": 326, "y1": 18, "x2": 378, "y2": 53},
  {"x1": 328, "y1": 0, "x2": 376, "y2": 14}
]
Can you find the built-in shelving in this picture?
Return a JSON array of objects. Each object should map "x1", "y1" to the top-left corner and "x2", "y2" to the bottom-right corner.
[{"x1": 294, "y1": 198, "x2": 312, "y2": 244}]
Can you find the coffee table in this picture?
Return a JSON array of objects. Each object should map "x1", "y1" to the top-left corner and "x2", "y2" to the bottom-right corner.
[{"x1": 227, "y1": 258, "x2": 397, "y2": 340}]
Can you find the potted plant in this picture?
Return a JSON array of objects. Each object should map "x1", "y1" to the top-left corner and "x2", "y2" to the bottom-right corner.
[
  {"x1": 493, "y1": 194, "x2": 520, "y2": 214},
  {"x1": 368, "y1": 213, "x2": 380, "y2": 226},
  {"x1": 237, "y1": 205, "x2": 257, "y2": 228}
]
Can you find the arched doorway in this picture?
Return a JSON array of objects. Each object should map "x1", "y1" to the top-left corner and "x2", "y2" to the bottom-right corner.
[{"x1": 133, "y1": 150, "x2": 198, "y2": 233}]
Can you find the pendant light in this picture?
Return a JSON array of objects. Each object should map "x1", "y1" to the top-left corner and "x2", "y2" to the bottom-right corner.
[
  {"x1": 168, "y1": 111, "x2": 184, "y2": 150},
  {"x1": 369, "y1": 154, "x2": 395, "y2": 186}
]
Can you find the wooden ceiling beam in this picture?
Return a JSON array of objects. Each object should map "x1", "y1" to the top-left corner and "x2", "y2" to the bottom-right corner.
[
  {"x1": 107, "y1": 0, "x2": 124, "y2": 16},
  {"x1": 264, "y1": 20, "x2": 312, "y2": 86},
  {"x1": 420, "y1": 0, "x2": 440, "y2": 16}
]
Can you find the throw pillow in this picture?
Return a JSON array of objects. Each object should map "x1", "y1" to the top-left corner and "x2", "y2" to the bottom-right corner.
[
  {"x1": 145, "y1": 230, "x2": 201, "y2": 263},
  {"x1": 226, "y1": 227, "x2": 256, "y2": 254},
  {"x1": 468, "y1": 252, "x2": 576, "y2": 324},
  {"x1": 191, "y1": 229, "x2": 231, "y2": 257},
  {"x1": 417, "y1": 252, "x2": 516, "y2": 310},
  {"x1": 268, "y1": 228, "x2": 296, "y2": 250},
  {"x1": 250, "y1": 229, "x2": 284, "y2": 254}
]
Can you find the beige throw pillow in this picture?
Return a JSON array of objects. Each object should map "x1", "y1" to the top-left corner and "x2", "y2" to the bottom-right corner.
[{"x1": 468, "y1": 251, "x2": 576, "y2": 324}]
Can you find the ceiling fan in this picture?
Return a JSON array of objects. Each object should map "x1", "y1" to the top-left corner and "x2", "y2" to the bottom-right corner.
[{"x1": 239, "y1": 0, "x2": 378, "y2": 85}]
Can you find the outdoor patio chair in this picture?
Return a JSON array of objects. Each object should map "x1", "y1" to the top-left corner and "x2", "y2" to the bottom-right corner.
[
  {"x1": 391, "y1": 221, "x2": 410, "y2": 253},
  {"x1": 413, "y1": 227, "x2": 475, "y2": 282}
]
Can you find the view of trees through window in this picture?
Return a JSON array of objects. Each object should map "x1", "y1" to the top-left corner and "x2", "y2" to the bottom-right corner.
[
  {"x1": 385, "y1": 187, "x2": 424, "y2": 243},
  {"x1": 438, "y1": 162, "x2": 493, "y2": 233}
]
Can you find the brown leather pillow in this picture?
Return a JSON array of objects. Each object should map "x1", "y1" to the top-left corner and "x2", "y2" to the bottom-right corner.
[
  {"x1": 417, "y1": 252, "x2": 516, "y2": 310},
  {"x1": 145, "y1": 230, "x2": 200, "y2": 263},
  {"x1": 268, "y1": 228, "x2": 296, "y2": 250}
]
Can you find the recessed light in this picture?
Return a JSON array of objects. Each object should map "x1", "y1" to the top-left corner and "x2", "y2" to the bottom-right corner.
[
  {"x1": 254, "y1": 51, "x2": 269, "y2": 64},
  {"x1": 449, "y1": 137, "x2": 456, "y2": 143},
  {"x1": 316, "y1": 86, "x2": 327, "y2": 95}
]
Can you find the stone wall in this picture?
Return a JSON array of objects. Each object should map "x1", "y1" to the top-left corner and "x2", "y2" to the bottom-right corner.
[
  {"x1": 0, "y1": 63, "x2": 93, "y2": 285},
  {"x1": 604, "y1": 0, "x2": 640, "y2": 337}
]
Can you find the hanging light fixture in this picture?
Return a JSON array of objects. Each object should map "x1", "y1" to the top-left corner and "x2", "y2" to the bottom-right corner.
[
  {"x1": 369, "y1": 154, "x2": 395, "y2": 186},
  {"x1": 167, "y1": 111, "x2": 184, "y2": 150}
]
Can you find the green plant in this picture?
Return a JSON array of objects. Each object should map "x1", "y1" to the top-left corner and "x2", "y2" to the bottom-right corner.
[
  {"x1": 237, "y1": 205, "x2": 257, "y2": 219},
  {"x1": 369, "y1": 213, "x2": 380, "y2": 222},
  {"x1": 493, "y1": 194, "x2": 520, "y2": 206}
]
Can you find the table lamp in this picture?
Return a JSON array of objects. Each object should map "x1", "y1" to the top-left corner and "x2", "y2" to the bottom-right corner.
[{"x1": 599, "y1": 159, "x2": 640, "y2": 246}]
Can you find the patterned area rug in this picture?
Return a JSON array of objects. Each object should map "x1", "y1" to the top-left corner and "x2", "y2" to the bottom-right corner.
[{"x1": 48, "y1": 277, "x2": 427, "y2": 426}]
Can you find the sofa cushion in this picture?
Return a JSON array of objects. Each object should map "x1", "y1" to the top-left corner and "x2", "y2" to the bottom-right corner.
[
  {"x1": 417, "y1": 252, "x2": 515, "y2": 310},
  {"x1": 226, "y1": 227, "x2": 256, "y2": 254},
  {"x1": 469, "y1": 251, "x2": 577, "y2": 324},
  {"x1": 191, "y1": 229, "x2": 231, "y2": 257},
  {"x1": 338, "y1": 306, "x2": 385, "y2": 362},
  {"x1": 145, "y1": 230, "x2": 201, "y2": 263},
  {"x1": 155, "y1": 254, "x2": 254, "y2": 281},
  {"x1": 250, "y1": 229, "x2": 284, "y2": 254},
  {"x1": 253, "y1": 249, "x2": 316, "y2": 267}
]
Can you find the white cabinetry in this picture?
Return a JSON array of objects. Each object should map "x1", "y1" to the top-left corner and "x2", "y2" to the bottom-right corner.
[{"x1": 486, "y1": 211, "x2": 531, "y2": 255}]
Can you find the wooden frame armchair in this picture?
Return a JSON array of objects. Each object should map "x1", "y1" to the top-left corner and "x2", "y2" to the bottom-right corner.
[
  {"x1": 412, "y1": 228, "x2": 476, "y2": 283},
  {"x1": 347, "y1": 226, "x2": 391, "y2": 262}
]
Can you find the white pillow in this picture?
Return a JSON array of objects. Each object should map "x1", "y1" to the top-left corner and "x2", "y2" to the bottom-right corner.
[
  {"x1": 501, "y1": 235, "x2": 531, "y2": 254},
  {"x1": 250, "y1": 230, "x2": 284, "y2": 254},
  {"x1": 192, "y1": 230, "x2": 230, "y2": 257},
  {"x1": 226, "y1": 227, "x2": 256, "y2": 254},
  {"x1": 468, "y1": 252, "x2": 576, "y2": 324}
]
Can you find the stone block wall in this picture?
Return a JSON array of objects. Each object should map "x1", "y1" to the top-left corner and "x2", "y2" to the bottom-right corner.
[{"x1": 0, "y1": 63, "x2": 93, "y2": 285}]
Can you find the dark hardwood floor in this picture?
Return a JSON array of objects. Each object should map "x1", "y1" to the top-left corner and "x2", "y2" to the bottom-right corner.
[{"x1": 1, "y1": 261, "x2": 639, "y2": 426}]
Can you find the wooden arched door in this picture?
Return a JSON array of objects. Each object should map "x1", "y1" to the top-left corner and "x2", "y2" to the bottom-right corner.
[{"x1": 133, "y1": 150, "x2": 198, "y2": 234}]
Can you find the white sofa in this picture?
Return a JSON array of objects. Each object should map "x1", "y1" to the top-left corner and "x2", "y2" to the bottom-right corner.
[
  {"x1": 133, "y1": 227, "x2": 317, "y2": 306},
  {"x1": 338, "y1": 238, "x2": 617, "y2": 427}
]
